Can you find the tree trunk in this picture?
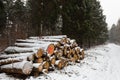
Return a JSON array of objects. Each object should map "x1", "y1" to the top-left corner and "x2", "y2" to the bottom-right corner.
[{"x1": 0, "y1": 61, "x2": 33, "y2": 75}]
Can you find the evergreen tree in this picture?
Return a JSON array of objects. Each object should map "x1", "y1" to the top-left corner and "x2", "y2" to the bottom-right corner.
[
  {"x1": 28, "y1": 0, "x2": 60, "y2": 36},
  {"x1": 0, "y1": 0, "x2": 6, "y2": 34},
  {"x1": 61, "y1": 0, "x2": 108, "y2": 47}
]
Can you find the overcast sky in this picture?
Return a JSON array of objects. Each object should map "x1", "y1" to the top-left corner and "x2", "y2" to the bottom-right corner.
[{"x1": 99, "y1": 0, "x2": 120, "y2": 29}]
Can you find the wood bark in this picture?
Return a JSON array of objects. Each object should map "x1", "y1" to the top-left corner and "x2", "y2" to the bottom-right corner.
[
  {"x1": 0, "y1": 61, "x2": 33, "y2": 75},
  {"x1": 0, "y1": 57, "x2": 24, "y2": 66}
]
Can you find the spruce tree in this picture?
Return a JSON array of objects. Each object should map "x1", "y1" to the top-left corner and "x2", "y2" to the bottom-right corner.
[{"x1": 0, "y1": 0, "x2": 6, "y2": 34}]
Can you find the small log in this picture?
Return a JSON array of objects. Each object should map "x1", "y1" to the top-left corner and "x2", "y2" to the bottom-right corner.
[
  {"x1": 60, "y1": 57, "x2": 69, "y2": 67},
  {"x1": 66, "y1": 51, "x2": 71, "y2": 58},
  {"x1": 55, "y1": 60, "x2": 64, "y2": 69},
  {"x1": 34, "y1": 58, "x2": 43, "y2": 63},
  {"x1": 80, "y1": 49, "x2": 85, "y2": 60},
  {"x1": 70, "y1": 53, "x2": 79, "y2": 62},
  {"x1": 63, "y1": 48, "x2": 67, "y2": 56},
  {"x1": 32, "y1": 63, "x2": 49, "y2": 77},
  {"x1": 0, "y1": 57, "x2": 24, "y2": 66},
  {"x1": 46, "y1": 44, "x2": 55, "y2": 55},
  {"x1": 75, "y1": 47, "x2": 81, "y2": 54},
  {"x1": 71, "y1": 48, "x2": 76, "y2": 55},
  {"x1": 42, "y1": 61, "x2": 50, "y2": 70},
  {"x1": 33, "y1": 63, "x2": 43, "y2": 72},
  {"x1": 70, "y1": 39, "x2": 78, "y2": 48},
  {"x1": 27, "y1": 54, "x2": 35, "y2": 61},
  {"x1": 50, "y1": 56, "x2": 56, "y2": 65},
  {"x1": 35, "y1": 48, "x2": 44, "y2": 58},
  {"x1": 60, "y1": 37, "x2": 70, "y2": 44},
  {"x1": 42, "y1": 69, "x2": 48, "y2": 74},
  {"x1": 54, "y1": 50, "x2": 63, "y2": 60},
  {"x1": 0, "y1": 61, "x2": 33, "y2": 75}
]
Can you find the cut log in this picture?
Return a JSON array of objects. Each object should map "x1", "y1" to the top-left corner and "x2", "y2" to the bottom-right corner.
[
  {"x1": 66, "y1": 51, "x2": 71, "y2": 58},
  {"x1": 33, "y1": 63, "x2": 43, "y2": 72},
  {"x1": 0, "y1": 61, "x2": 33, "y2": 75},
  {"x1": 34, "y1": 58, "x2": 43, "y2": 63},
  {"x1": 0, "y1": 57, "x2": 23, "y2": 66},
  {"x1": 60, "y1": 58, "x2": 69, "y2": 67},
  {"x1": 70, "y1": 53, "x2": 79, "y2": 62},
  {"x1": 80, "y1": 49, "x2": 85, "y2": 60},
  {"x1": 55, "y1": 60, "x2": 64, "y2": 69},
  {"x1": 42, "y1": 61, "x2": 50, "y2": 70},
  {"x1": 16, "y1": 39, "x2": 58, "y2": 44},
  {"x1": 4, "y1": 46, "x2": 34, "y2": 54},
  {"x1": 71, "y1": 48, "x2": 76, "y2": 55},
  {"x1": 70, "y1": 39, "x2": 78, "y2": 48},
  {"x1": 15, "y1": 43, "x2": 41, "y2": 47},
  {"x1": 50, "y1": 56, "x2": 56, "y2": 65},
  {"x1": 63, "y1": 48, "x2": 67, "y2": 56},
  {"x1": 0, "y1": 52, "x2": 34, "y2": 60},
  {"x1": 27, "y1": 54, "x2": 35, "y2": 61},
  {"x1": 54, "y1": 50, "x2": 63, "y2": 60},
  {"x1": 35, "y1": 48, "x2": 44, "y2": 58},
  {"x1": 75, "y1": 47, "x2": 81, "y2": 54},
  {"x1": 30, "y1": 35, "x2": 67, "y2": 39},
  {"x1": 46, "y1": 44, "x2": 55, "y2": 55}
]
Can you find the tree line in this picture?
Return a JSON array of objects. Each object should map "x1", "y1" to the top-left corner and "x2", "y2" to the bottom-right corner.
[
  {"x1": 0, "y1": 0, "x2": 108, "y2": 48},
  {"x1": 109, "y1": 19, "x2": 120, "y2": 43}
]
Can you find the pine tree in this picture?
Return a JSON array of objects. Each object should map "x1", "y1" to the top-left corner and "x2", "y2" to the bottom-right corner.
[
  {"x1": 28, "y1": 0, "x2": 60, "y2": 36},
  {"x1": 0, "y1": 0, "x2": 6, "y2": 34},
  {"x1": 61, "y1": 0, "x2": 108, "y2": 47}
]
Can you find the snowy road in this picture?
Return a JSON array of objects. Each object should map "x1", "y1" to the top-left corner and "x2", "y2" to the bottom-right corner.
[
  {"x1": 106, "y1": 44, "x2": 120, "y2": 80},
  {"x1": 0, "y1": 43, "x2": 120, "y2": 80}
]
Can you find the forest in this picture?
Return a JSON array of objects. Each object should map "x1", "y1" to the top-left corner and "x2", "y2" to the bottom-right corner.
[
  {"x1": 0, "y1": 0, "x2": 108, "y2": 51},
  {"x1": 109, "y1": 19, "x2": 120, "y2": 43}
]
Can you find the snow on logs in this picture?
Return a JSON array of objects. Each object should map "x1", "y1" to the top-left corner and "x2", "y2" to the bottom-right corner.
[
  {"x1": 0, "y1": 35, "x2": 85, "y2": 77},
  {"x1": 0, "y1": 61, "x2": 33, "y2": 75}
]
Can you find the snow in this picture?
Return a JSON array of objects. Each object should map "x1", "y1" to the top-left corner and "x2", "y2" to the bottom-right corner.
[
  {"x1": 29, "y1": 35, "x2": 67, "y2": 39},
  {"x1": 1, "y1": 43, "x2": 120, "y2": 80},
  {"x1": 0, "y1": 52, "x2": 34, "y2": 59},
  {"x1": 4, "y1": 46, "x2": 35, "y2": 53}
]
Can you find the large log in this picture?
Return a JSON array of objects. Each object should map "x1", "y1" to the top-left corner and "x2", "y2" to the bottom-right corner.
[
  {"x1": 30, "y1": 35, "x2": 67, "y2": 39},
  {"x1": 16, "y1": 39, "x2": 60, "y2": 50},
  {"x1": 19, "y1": 36, "x2": 69, "y2": 45},
  {"x1": 15, "y1": 43, "x2": 41, "y2": 47},
  {"x1": 4, "y1": 46, "x2": 34, "y2": 54},
  {"x1": 0, "y1": 52, "x2": 34, "y2": 60},
  {"x1": 0, "y1": 61, "x2": 33, "y2": 75},
  {"x1": 16, "y1": 39, "x2": 57, "y2": 44},
  {"x1": 5, "y1": 43, "x2": 55, "y2": 56},
  {"x1": 0, "y1": 57, "x2": 24, "y2": 66}
]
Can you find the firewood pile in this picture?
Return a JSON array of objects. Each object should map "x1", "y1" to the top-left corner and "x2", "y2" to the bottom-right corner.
[{"x1": 0, "y1": 35, "x2": 84, "y2": 77}]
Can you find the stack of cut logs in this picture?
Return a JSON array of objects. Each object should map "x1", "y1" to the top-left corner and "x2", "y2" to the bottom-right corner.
[{"x1": 0, "y1": 35, "x2": 84, "y2": 77}]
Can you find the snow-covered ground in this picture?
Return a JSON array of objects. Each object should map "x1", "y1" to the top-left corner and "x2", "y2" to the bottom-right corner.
[{"x1": 0, "y1": 43, "x2": 120, "y2": 80}]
